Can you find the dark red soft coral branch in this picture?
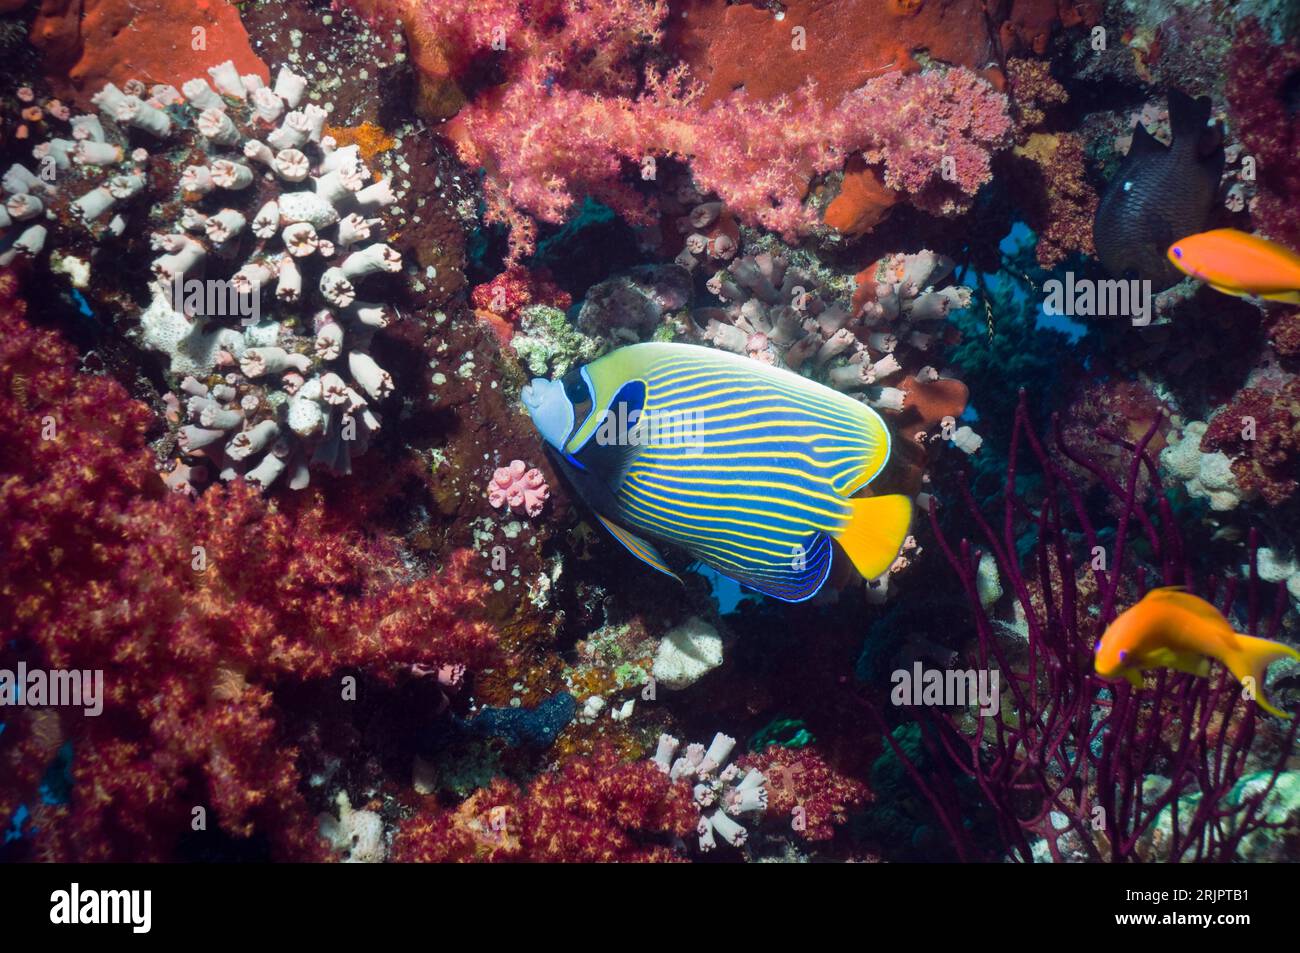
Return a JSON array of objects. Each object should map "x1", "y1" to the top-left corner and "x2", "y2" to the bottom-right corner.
[
  {"x1": 0, "y1": 271, "x2": 498, "y2": 859},
  {"x1": 867, "y1": 391, "x2": 1298, "y2": 862},
  {"x1": 1227, "y1": 17, "x2": 1300, "y2": 247},
  {"x1": 392, "y1": 746, "x2": 698, "y2": 862}
]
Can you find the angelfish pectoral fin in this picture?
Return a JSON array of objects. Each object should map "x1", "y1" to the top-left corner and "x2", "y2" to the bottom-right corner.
[
  {"x1": 1123, "y1": 668, "x2": 1145, "y2": 690},
  {"x1": 593, "y1": 513, "x2": 682, "y2": 584}
]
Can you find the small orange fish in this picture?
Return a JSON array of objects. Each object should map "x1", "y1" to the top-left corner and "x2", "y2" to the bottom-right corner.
[
  {"x1": 1094, "y1": 587, "x2": 1299, "y2": 718},
  {"x1": 1167, "y1": 228, "x2": 1300, "y2": 304}
]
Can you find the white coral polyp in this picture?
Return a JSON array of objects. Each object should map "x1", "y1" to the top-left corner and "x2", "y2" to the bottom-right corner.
[
  {"x1": 9, "y1": 65, "x2": 407, "y2": 493},
  {"x1": 283, "y1": 222, "x2": 320, "y2": 257},
  {"x1": 211, "y1": 159, "x2": 254, "y2": 190},
  {"x1": 273, "y1": 148, "x2": 309, "y2": 182}
]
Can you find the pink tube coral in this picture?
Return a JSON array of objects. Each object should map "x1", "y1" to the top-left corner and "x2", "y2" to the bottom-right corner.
[{"x1": 488, "y1": 460, "x2": 550, "y2": 517}]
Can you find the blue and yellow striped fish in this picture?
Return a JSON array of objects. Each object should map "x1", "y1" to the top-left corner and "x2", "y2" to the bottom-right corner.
[{"x1": 520, "y1": 343, "x2": 912, "y2": 602}]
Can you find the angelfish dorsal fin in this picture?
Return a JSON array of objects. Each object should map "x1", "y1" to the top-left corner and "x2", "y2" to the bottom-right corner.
[
  {"x1": 593, "y1": 513, "x2": 682, "y2": 584},
  {"x1": 1127, "y1": 121, "x2": 1165, "y2": 158}
]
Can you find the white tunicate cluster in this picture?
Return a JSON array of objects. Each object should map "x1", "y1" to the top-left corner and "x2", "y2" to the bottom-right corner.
[
  {"x1": 652, "y1": 616, "x2": 724, "y2": 690},
  {"x1": 695, "y1": 249, "x2": 977, "y2": 442},
  {"x1": 1159, "y1": 420, "x2": 1251, "y2": 511},
  {"x1": 651, "y1": 732, "x2": 767, "y2": 852},
  {"x1": 0, "y1": 81, "x2": 161, "y2": 272},
  {"x1": 120, "y1": 61, "x2": 402, "y2": 490}
]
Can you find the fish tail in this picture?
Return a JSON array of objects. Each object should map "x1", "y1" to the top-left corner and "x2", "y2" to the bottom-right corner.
[
  {"x1": 833, "y1": 494, "x2": 912, "y2": 581},
  {"x1": 1224, "y1": 634, "x2": 1300, "y2": 719}
]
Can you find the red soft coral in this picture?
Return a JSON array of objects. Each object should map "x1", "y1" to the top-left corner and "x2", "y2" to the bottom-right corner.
[
  {"x1": 1200, "y1": 379, "x2": 1300, "y2": 506},
  {"x1": 1226, "y1": 18, "x2": 1300, "y2": 247},
  {"x1": 739, "y1": 745, "x2": 871, "y2": 843},
  {"x1": 393, "y1": 746, "x2": 697, "y2": 862},
  {"x1": 0, "y1": 271, "x2": 497, "y2": 859}
]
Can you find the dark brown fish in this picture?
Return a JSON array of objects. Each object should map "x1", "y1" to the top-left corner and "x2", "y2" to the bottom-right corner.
[{"x1": 1093, "y1": 89, "x2": 1225, "y2": 291}]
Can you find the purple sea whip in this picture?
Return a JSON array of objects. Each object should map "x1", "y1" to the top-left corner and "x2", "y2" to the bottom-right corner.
[{"x1": 868, "y1": 392, "x2": 1298, "y2": 862}]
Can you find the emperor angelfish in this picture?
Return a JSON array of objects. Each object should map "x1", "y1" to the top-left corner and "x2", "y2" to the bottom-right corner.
[
  {"x1": 1093, "y1": 88, "x2": 1225, "y2": 291},
  {"x1": 521, "y1": 342, "x2": 913, "y2": 602}
]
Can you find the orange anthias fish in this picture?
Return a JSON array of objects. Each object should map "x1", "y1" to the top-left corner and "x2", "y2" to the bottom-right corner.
[
  {"x1": 1094, "y1": 587, "x2": 1300, "y2": 718},
  {"x1": 1166, "y1": 228, "x2": 1300, "y2": 304}
]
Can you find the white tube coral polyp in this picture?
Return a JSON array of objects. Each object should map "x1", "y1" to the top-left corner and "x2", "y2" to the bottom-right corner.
[
  {"x1": 341, "y1": 244, "x2": 401, "y2": 279},
  {"x1": 314, "y1": 321, "x2": 344, "y2": 360},
  {"x1": 0, "y1": 224, "x2": 46, "y2": 265},
  {"x1": 205, "y1": 209, "x2": 247, "y2": 244},
  {"x1": 273, "y1": 66, "x2": 308, "y2": 107},
  {"x1": 267, "y1": 112, "x2": 310, "y2": 151},
  {"x1": 3, "y1": 163, "x2": 40, "y2": 194},
  {"x1": 335, "y1": 214, "x2": 377, "y2": 247},
  {"x1": 345, "y1": 302, "x2": 391, "y2": 329},
  {"x1": 303, "y1": 104, "x2": 327, "y2": 142},
  {"x1": 348, "y1": 352, "x2": 394, "y2": 400},
  {"x1": 232, "y1": 262, "x2": 274, "y2": 295},
  {"x1": 227, "y1": 420, "x2": 280, "y2": 461},
  {"x1": 872, "y1": 353, "x2": 902, "y2": 379},
  {"x1": 243, "y1": 139, "x2": 275, "y2": 167},
  {"x1": 211, "y1": 159, "x2": 254, "y2": 190},
  {"x1": 320, "y1": 268, "x2": 356, "y2": 308},
  {"x1": 198, "y1": 108, "x2": 240, "y2": 146},
  {"x1": 70, "y1": 187, "x2": 115, "y2": 223},
  {"x1": 182, "y1": 78, "x2": 225, "y2": 112},
  {"x1": 115, "y1": 96, "x2": 172, "y2": 136},
  {"x1": 252, "y1": 201, "x2": 280, "y2": 239},
  {"x1": 319, "y1": 145, "x2": 361, "y2": 174},
  {"x1": 200, "y1": 405, "x2": 243, "y2": 430},
  {"x1": 74, "y1": 140, "x2": 123, "y2": 165},
  {"x1": 276, "y1": 258, "x2": 302, "y2": 302},
  {"x1": 181, "y1": 165, "x2": 214, "y2": 195},
  {"x1": 707, "y1": 810, "x2": 748, "y2": 847},
  {"x1": 5, "y1": 192, "x2": 43, "y2": 220},
  {"x1": 179, "y1": 425, "x2": 225, "y2": 451},
  {"x1": 151, "y1": 237, "x2": 205, "y2": 280},
  {"x1": 315, "y1": 165, "x2": 364, "y2": 204},
  {"x1": 318, "y1": 372, "x2": 351, "y2": 406},
  {"x1": 699, "y1": 733, "x2": 736, "y2": 775},
  {"x1": 178, "y1": 209, "x2": 208, "y2": 233},
  {"x1": 207, "y1": 61, "x2": 247, "y2": 100},
  {"x1": 282, "y1": 222, "x2": 319, "y2": 257},
  {"x1": 273, "y1": 148, "x2": 309, "y2": 182},
  {"x1": 652, "y1": 734, "x2": 680, "y2": 773},
  {"x1": 870, "y1": 387, "x2": 907, "y2": 412},
  {"x1": 251, "y1": 87, "x2": 284, "y2": 123},
  {"x1": 90, "y1": 83, "x2": 128, "y2": 116},
  {"x1": 245, "y1": 451, "x2": 287, "y2": 488},
  {"x1": 107, "y1": 173, "x2": 145, "y2": 200},
  {"x1": 241, "y1": 347, "x2": 311, "y2": 377},
  {"x1": 354, "y1": 177, "x2": 396, "y2": 210}
]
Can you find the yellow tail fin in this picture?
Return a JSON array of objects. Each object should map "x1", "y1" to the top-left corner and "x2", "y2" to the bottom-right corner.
[
  {"x1": 1260, "y1": 290, "x2": 1300, "y2": 305},
  {"x1": 1224, "y1": 634, "x2": 1300, "y2": 719},
  {"x1": 834, "y1": 494, "x2": 913, "y2": 581}
]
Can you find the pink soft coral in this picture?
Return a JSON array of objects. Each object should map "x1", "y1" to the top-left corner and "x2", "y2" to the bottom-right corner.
[
  {"x1": 390, "y1": 0, "x2": 1010, "y2": 259},
  {"x1": 455, "y1": 67, "x2": 1010, "y2": 258},
  {"x1": 488, "y1": 460, "x2": 550, "y2": 517}
]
